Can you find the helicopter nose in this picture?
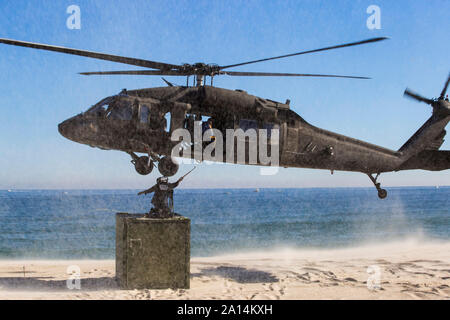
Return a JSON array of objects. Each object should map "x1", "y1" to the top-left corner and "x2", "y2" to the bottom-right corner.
[
  {"x1": 58, "y1": 120, "x2": 70, "y2": 138},
  {"x1": 58, "y1": 115, "x2": 84, "y2": 141},
  {"x1": 58, "y1": 119, "x2": 73, "y2": 139}
]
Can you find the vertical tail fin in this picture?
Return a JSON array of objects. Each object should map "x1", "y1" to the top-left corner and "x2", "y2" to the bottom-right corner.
[
  {"x1": 399, "y1": 73, "x2": 450, "y2": 159},
  {"x1": 398, "y1": 115, "x2": 448, "y2": 158}
]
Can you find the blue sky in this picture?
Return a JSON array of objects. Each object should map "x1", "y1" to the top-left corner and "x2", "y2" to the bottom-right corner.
[{"x1": 0, "y1": 0, "x2": 449, "y2": 189}]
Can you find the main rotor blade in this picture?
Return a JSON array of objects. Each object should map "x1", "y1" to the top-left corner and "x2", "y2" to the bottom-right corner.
[
  {"x1": 79, "y1": 70, "x2": 186, "y2": 76},
  {"x1": 0, "y1": 38, "x2": 180, "y2": 71},
  {"x1": 404, "y1": 88, "x2": 433, "y2": 105},
  {"x1": 220, "y1": 37, "x2": 389, "y2": 70},
  {"x1": 440, "y1": 73, "x2": 450, "y2": 99},
  {"x1": 81, "y1": 69, "x2": 371, "y2": 80},
  {"x1": 222, "y1": 71, "x2": 370, "y2": 79}
]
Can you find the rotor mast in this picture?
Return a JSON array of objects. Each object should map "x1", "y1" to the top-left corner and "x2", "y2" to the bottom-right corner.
[{"x1": 196, "y1": 74, "x2": 204, "y2": 87}]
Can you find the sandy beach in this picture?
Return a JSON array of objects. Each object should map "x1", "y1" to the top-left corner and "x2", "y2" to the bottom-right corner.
[{"x1": 0, "y1": 240, "x2": 449, "y2": 300}]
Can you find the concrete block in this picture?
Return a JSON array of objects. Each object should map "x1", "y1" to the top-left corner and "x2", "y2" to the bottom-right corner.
[{"x1": 116, "y1": 213, "x2": 190, "y2": 289}]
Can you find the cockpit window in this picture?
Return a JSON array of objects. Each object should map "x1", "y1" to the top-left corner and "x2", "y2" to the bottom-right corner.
[
  {"x1": 106, "y1": 101, "x2": 133, "y2": 120},
  {"x1": 87, "y1": 103, "x2": 108, "y2": 117},
  {"x1": 86, "y1": 97, "x2": 113, "y2": 117},
  {"x1": 92, "y1": 105, "x2": 107, "y2": 117}
]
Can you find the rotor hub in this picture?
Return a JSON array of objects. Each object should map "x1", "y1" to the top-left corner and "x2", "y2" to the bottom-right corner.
[{"x1": 179, "y1": 63, "x2": 220, "y2": 77}]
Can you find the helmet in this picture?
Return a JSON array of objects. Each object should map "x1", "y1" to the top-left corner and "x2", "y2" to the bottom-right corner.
[{"x1": 157, "y1": 177, "x2": 168, "y2": 183}]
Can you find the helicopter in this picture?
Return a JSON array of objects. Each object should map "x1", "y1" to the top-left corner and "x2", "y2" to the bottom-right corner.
[{"x1": 0, "y1": 37, "x2": 449, "y2": 199}]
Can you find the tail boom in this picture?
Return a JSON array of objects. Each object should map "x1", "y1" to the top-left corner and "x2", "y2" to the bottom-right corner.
[{"x1": 397, "y1": 150, "x2": 450, "y2": 171}]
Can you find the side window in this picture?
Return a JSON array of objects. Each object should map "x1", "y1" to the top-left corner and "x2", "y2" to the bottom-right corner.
[
  {"x1": 262, "y1": 123, "x2": 280, "y2": 143},
  {"x1": 140, "y1": 104, "x2": 150, "y2": 124},
  {"x1": 164, "y1": 112, "x2": 171, "y2": 133},
  {"x1": 239, "y1": 119, "x2": 258, "y2": 132}
]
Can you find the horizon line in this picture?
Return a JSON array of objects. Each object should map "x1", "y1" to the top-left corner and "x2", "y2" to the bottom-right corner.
[{"x1": 1, "y1": 185, "x2": 449, "y2": 191}]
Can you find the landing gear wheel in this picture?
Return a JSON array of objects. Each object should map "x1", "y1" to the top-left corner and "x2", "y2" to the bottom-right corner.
[
  {"x1": 377, "y1": 188, "x2": 387, "y2": 199},
  {"x1": 133, "y1": 156, "x2": 154, "y2": 175},
  {"x1": 158, "y1": 157, "x2": 179, "y2": 177},
  {"x1": 367, "y1": 173, "x2": 388, "y2": 199}
]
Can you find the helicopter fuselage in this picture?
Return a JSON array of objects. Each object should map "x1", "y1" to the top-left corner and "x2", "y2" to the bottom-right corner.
[{"x1": 58, "y1": 85, "x2": 412, "y2": 174}]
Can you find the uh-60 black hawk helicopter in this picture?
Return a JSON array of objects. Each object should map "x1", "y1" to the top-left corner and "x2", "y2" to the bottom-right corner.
[{"x1": 1, "y1": 37, "x2": 449, "y2": 199}]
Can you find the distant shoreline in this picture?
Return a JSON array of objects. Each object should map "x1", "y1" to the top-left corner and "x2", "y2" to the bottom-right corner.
[{"x1": 2, "y1": 185, "x2": 449, "y2": 191}]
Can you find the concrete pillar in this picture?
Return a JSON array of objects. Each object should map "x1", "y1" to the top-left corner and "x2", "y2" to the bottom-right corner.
[{"x1": 116, "y1": 213, "x2": 190, "y2": 289}]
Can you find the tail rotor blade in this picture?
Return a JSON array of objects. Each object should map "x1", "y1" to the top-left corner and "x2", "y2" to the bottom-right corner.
[
  {"x1": 440, "y1": 73, "x2": 450, "y2": 99},
  {"x1": 404, "y1": 88, "x2": 433, "y2": 105}
]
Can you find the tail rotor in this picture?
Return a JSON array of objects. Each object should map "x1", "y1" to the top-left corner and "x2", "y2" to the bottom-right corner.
[
  {"x1": 403, "y1": 72, "x2": 450, "y2": 116},
  {"x1": 403, "y1": 89, "x2": 434, "y2": 105}
]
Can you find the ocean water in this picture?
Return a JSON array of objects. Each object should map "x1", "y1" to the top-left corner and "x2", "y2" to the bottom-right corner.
[{"x1": 0, "y1": 187, "x2": 448, "y2": 259}]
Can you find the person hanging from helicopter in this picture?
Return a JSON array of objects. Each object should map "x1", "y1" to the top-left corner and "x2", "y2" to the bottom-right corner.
[
  {"x1": 202, "y1": 117, "x2": 216, "y2": 151},
  {"x1": 202, "y1": 117, "x2": 213, "y2": 135},
  {"x1": 148, "y1": 105, "x2": 167, "y2": 131},
  {"x1": 138, "y1": 168, "x2": 195, "y2": 218}
]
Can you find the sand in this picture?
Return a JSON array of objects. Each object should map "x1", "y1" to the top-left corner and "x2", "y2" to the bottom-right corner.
[{"x1": 0, "y1": 240, "x2": 449, "y2": 300}]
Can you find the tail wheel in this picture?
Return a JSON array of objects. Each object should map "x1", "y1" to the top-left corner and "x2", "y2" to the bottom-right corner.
[
  {"x1": 377, "y1": 188, "x2": 387, "y2": 199},
  {"x1": 367, "y1": 173, "x2": 388, "y2": 199},
  {"x1": 158, "y1": 157, "x2": 179, "y2": 177},
  {"x1": 134, "y1": 156, "x2": 154, "y2": 175}
]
